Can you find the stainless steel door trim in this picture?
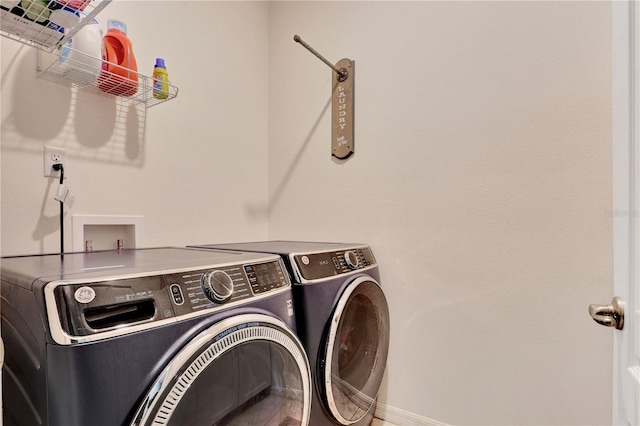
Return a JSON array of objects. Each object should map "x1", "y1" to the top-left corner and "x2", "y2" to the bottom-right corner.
[
  {"x1": 323, "y1": 276, "x2": 388, "y2": 425},
  {"x1": 130, "y1": 313, "x2": 311, "y2": 426}
]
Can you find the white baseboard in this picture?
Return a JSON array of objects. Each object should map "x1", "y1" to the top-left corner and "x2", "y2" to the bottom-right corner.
[{"x1": 375, "y1": 402, "x2": 449, "y2": 426}]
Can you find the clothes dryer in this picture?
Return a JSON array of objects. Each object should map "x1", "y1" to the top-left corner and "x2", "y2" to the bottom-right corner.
[
  {"x1": 190, "y1": 241, "x2": 390, "y2": 426},
  {"x1": 1, "y1": 247, "x2": 311, "y2": 426}
]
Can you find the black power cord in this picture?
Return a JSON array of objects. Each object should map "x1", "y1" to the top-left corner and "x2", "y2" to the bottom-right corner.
[{"x1": 52, "y1": 163, "x2": 64, "y2": 255}]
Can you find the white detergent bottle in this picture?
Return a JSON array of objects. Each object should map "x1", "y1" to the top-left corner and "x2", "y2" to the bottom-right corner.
[{"x1": 59, "y1": 17, "x2": 102, "y2": 84}]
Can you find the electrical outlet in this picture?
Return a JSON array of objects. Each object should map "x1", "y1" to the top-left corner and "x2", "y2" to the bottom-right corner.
[{"x1": 44, "y1": 146, "x2": 68, "y2": 178}]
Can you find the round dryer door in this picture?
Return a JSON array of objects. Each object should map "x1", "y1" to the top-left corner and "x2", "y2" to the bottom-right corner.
[
  {"x1": 323, "y1": 277, "x2": 390, "y2": 424},
  {"x1": 131, "y1": 314, "x2": 311, "y2": 426}
]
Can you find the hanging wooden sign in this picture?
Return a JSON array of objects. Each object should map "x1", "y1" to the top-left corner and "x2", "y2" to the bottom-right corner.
[
  {"x1": 332, "y1": 58, "x2": 354, "y2": 160},
  {"x1": 294, "y1": 35, "x2": 356, "y2": 160}
]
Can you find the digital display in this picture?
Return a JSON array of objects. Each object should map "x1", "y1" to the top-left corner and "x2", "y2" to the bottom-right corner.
[{"x1": 244, "y1": 261, "x2": 287, "y2": 294}]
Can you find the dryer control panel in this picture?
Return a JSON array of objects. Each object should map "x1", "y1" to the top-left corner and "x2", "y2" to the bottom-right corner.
[{"x1": 292, "y1": 246, "x2": 376, "y2": 282}]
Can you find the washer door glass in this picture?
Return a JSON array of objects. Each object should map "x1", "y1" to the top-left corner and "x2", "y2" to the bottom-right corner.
[
  {"x1": 131, "y1": 314, "x2": 311, "y2": 426},
  {"x1": 323, "y1": 277, "x2": 390, "y2": 424}
]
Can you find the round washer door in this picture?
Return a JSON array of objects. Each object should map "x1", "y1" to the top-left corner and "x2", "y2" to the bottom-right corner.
[
  {"x1": 323, "y1": 276, "x2": 390, "y2": 424},
  {"x1": 131, "y1": 314, "x2": 311, "y2": 426}
]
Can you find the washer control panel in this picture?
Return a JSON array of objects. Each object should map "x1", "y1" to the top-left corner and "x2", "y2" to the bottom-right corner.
[
  {"x1": 292, "y1": 246, "x2": 376, "y2": 281},
  {"x1": 52, "y1": 258, "x2": 289, "y2": 338},
  {"x1": 166, "y1": 259, "x2": 289, "y2": 316}
]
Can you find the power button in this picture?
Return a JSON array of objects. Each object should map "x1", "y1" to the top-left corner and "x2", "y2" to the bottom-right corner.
[{"x1": 170, "y1": 284, "x2": 184, "y2": 305}]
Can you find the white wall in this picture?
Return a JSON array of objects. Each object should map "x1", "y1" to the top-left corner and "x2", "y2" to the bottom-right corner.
[
  {"x1": 1, "y1": 1, "x2": 614, "y2": 425},
  {"x1": 1, "y1": 1, "x2": 271, "y2": 255},
  {"x1": 267, "y1": 1, "x2": 613, "y2": 425}
]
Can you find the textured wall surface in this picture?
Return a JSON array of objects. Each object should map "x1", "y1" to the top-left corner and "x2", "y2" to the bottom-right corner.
[
  {"x1": 267, "y1": 2, "x2": 613, "y2": 424},
  {"x1": 1, "y1": 1, "x2": 271, "y2": 255},
  {"x1": 1, "y1": 1, "x2": 614, "y2": 425}
]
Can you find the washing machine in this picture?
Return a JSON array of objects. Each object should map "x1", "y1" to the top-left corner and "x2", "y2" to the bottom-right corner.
[
  {"x1": 189, "y1": 241, "x2": 390, "y2": 426},
  {"x1": 1, "y1": 247, "x2": 312, "y2": 426}
]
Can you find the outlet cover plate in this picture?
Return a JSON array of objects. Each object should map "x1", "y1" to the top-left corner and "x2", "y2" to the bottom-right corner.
[{"x1": 44, "y1": 146, "x2": 67, "y2": 178}]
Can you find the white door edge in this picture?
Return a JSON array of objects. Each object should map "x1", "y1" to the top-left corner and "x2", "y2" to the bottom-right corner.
[{"x1": 612, "y1": 1, "x2": 640, "y2": 425}]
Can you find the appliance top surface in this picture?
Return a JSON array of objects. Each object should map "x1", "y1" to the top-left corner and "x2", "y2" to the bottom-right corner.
[
  {"x1": 191, "y1": 240, "x2": 366, "y2": 255},
  {"x1": 1, "y1": 247, "x2": 279, "y2": 289}
]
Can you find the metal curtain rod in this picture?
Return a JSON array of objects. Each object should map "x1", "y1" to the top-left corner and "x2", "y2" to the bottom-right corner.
[{"x1": 293, "y1": 34, "x2": 348, "y2": 80}]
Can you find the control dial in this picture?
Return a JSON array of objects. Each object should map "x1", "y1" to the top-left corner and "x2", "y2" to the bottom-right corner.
[
  {"x1": 201, "y1": 270, "x2": 234, "y2": 303},
  {"x1": 343, "y1": 250, "x2": 360, "y2": 269}
]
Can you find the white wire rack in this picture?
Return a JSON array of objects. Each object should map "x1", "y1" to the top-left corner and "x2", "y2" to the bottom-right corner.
[
  {"x1": 1, "y1": 0, "x2": 179, "y2": 108},
  {"x1": 36, "y1": 46, "x2": 179, "y2": 108},
  {"x1": 0, "y1": 0, "x2": 110, "y2": 52}
]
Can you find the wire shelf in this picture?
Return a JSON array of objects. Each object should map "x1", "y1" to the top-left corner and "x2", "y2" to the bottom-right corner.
[
  {"x1": 36, "y1": 47, "x2": 179, "y2": 108},
  {"x1": 3, "y1": 0, "x2": 178, "y2": 107},
  {"x1": 0, "y1": 0, "x2": 110, "y2": 52}
]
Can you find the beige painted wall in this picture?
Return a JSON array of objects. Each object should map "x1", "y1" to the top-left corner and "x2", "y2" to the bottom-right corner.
[
  {"x1": 1, "y1": 1, "x2": 614, "y2": 425},
  {"x1": 1, "y1": 1, "x2": 271, "y2": 256},
  {"x1": 267, "y1": 1, "x2": 613, "y2": 424}
]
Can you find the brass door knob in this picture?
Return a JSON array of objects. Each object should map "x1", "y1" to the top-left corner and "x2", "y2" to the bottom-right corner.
[{"x1": 589, "y1": 297, "x2": 624, "y2": 330}]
